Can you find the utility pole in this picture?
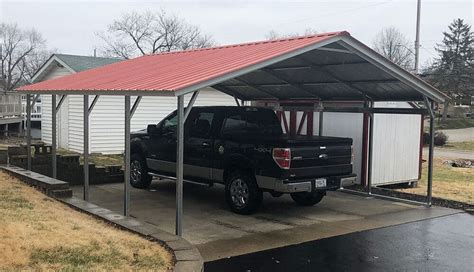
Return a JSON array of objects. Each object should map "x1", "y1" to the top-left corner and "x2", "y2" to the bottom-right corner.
[{"x1": 414, "y1": 0, "x2": 421, "y2": 74}]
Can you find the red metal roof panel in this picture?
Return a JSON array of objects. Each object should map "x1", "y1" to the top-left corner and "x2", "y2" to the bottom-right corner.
[{"x1": 18, "y1": 31, "x2": 349, "y2": 93}]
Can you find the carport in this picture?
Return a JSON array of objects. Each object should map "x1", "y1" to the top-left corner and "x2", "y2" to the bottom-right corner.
[{"x1": 17, "y1": 31, "x2": 447, "y2": 237}]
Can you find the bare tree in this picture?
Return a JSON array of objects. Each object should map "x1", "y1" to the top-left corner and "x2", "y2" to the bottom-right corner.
[
  {"x1": 0, "y1": 23, "x2": 50, "y2": 92},
  {"x1": 265, "y1": 28, "x2": 319, "y2": 40},
  {"x1": 373, "y1": 27, "x2": 414, "y2": 70},
  {"x1": 97, "y1": 10, "x2": 215, "y2": 59}
]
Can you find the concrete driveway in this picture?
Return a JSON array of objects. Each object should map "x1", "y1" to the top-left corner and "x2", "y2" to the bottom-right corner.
[{"x1": 72, "y1": 180, "x2": 460, "y2": 261}]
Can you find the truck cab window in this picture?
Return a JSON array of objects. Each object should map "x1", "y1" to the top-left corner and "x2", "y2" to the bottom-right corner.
[
  {"x1": 221, "y1": 115, "x2": 245, "y2": 135},
  {"x1": 162, "y1": 114, "x2": 178, "y2": 134},
  {"x1": 189, "y1": 112, "x2": 214, "y2": 137}
]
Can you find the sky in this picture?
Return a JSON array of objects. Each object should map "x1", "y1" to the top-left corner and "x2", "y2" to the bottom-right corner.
[{"x1": 1, "y1": 0, "x2": 472, "y2": 68}]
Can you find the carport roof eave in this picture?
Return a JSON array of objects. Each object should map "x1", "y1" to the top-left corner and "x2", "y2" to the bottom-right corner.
[{"x1": 16, "y1": 89, "x2": 177, "y2": 96}]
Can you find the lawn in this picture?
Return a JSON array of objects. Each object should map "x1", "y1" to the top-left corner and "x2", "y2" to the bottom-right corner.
[
  {"x1": 0, "y1": 171, "x2": 173, "y2": 271},
  {"x1": 396, "y1": 157, "x2": 473, "y2": 204},
  {"x1": 433, "y1": 118, "x2": 474, "y2": 130},
  {"x1": 439, "y1": 141, "x2": 474, "y2": 151}
]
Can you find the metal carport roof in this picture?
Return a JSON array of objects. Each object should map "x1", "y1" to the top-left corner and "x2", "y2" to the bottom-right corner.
[{"x1": 18, "y1": 31, "x2": 447, "y2": 103}]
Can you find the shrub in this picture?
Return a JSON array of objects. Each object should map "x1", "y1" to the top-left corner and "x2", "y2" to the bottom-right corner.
[
  {"x1": 423, "y1": 131, "x2": 449, "y2": 146},
  {"x1": 434, "y1": 131, "x2": 448, "y2": 146}
]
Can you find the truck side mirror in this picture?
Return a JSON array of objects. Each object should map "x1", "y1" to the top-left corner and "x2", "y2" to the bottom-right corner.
[{"x1": 147, "y1": 124, "x2": 160, "y2": 135}]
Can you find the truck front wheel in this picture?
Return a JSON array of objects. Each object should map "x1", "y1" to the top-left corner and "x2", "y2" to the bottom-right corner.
[
  {"x1": 290, "y1": 191, "x2": 325, "y2": 206},
  {"x1": 130, "y1": 153, "x2": 152, "y2": 189},
  {"x1": 225, "y1": 172, "x2": 263, "y2": 215}
]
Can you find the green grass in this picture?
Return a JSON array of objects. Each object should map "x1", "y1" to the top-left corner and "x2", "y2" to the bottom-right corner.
[
  {"x1": 434, "y1": 118, "x2": 474, "y2": 129},
  {"x1": 397, "y1": 158, "x2": 473, "y2": 204},
  {"x1": 440, "y1": 141, "x2": 474, "y2": 151}
]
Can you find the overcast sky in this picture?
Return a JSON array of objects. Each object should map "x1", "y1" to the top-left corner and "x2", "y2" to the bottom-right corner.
[{"x1": 1, "y1": 0, "x2": 472, "y2": 68}]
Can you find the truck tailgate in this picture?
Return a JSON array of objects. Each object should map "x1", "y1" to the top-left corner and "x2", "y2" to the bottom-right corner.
[{"x1": 279, "y1": 136, "x2": 353, "y2": 180}]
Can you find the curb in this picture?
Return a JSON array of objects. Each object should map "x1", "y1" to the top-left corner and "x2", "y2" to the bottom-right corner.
[{"x1": 1, "y1": 166, "x2": 203, "y2": 272}]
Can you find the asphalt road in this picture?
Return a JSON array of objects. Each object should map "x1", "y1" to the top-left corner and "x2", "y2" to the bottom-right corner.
[
  {"x1": 205, "y1": 212, "x2": 473, "y2": 272},
  {"x1": 439, "y1": 128, "x2": 473, "y2": 143}
]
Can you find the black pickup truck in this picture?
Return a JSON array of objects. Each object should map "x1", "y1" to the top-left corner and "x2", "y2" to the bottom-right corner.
[{"x1": 130, "y1": 106, "x2": 356, "y2": 214}]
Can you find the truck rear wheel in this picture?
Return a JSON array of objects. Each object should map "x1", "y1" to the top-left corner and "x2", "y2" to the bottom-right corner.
[
  {"x1": 225, "y1": 172, "x2": 263, "y2": 215},
  {"x1": 130, "y1": 153, "x2": 152, "y2": 189},
  {"x1": 290, "y1": 191, "x2": 325, "y2": 206}
]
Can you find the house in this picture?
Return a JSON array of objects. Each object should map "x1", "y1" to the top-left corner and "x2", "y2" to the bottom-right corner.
[
  {"x1": 0, "y1": 84, "x2": 23, "y2": 136},
  {"x1": 36, "y1": 53, "x2": 423, "y2": 187},
  {"x1": 34, "y1": 54, "x2": 238, "y2": 154}
]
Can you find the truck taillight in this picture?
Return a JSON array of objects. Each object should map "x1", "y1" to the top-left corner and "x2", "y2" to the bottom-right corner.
[
  {"x1": 273, "y1": 148, "x2": 291, "y2": 169},
  {"x1": 351, "y1": 145, "x2": 354, "y2": 164}
]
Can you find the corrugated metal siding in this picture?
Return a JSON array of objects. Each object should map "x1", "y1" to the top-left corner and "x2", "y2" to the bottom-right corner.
[
  {"x1": 371, "y1": 102, "x2": 421, "y2": 184},
  {"x1": 65, "y1": 88, "x2": 236, "y2": 154},
  {"x1": 322, "y1": 112, "x2": 364, "y2": 184}
]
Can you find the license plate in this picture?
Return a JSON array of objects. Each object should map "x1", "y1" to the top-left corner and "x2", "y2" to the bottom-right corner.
[{"x1": 315, "y1": 178, "x2": 327, "y2": 188}]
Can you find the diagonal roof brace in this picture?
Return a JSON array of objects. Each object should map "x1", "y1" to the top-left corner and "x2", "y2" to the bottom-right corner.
[
  {"x1": 88, "y1": 95, "x2": 100, "y2": 115},
  {"x1": 56, "y1": 95, "x2": 67, "y2": 111},
  {"x1": 130, "y1": 96, "x2": 142, "y2": 118}
]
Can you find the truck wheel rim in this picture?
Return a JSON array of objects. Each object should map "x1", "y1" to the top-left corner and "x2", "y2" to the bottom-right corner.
[
  {"x1": 131, "y1": 160, "x2": 142, "y2": 182},
  {"x1": 230, "y1": 179, "x2": 249, "y2": 208}
]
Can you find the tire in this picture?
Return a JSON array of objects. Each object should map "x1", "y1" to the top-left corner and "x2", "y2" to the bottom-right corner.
[
  {"x1": 225, "y1": 171, "x2": 263, "y2": 215},
  {"x1": 290, "y1": 191, "x2": 325, "y2": 206},
  {"x1": 130, "y1": 153, "x2": 152, "y2": 189}
]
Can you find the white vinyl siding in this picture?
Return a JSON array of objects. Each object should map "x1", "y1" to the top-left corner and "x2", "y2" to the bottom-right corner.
[
  {"x1": 67, "y1": 95, "x2": 84, "y2": 152},
  {"x1": 41, "y1": 64, "x2": 72, "y2": 147},
  {"x1": 66, "y1": 88, "x2": 236, "y2": 154}
]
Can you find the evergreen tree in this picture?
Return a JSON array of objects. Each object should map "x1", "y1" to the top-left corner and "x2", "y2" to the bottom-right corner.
[{"x1": 429, "y1": 18, "x2": 473, "y2": 121}]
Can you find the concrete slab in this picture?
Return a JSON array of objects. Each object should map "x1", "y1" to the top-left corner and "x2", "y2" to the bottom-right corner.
[{"x1": 72, "y1": 179, "x2": 461, "y2": 261}]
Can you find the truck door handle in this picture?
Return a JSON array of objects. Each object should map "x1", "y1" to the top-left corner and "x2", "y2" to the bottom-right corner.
[{"x1": 202, "y1": 142, "x2": 210, "y2": 147}]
